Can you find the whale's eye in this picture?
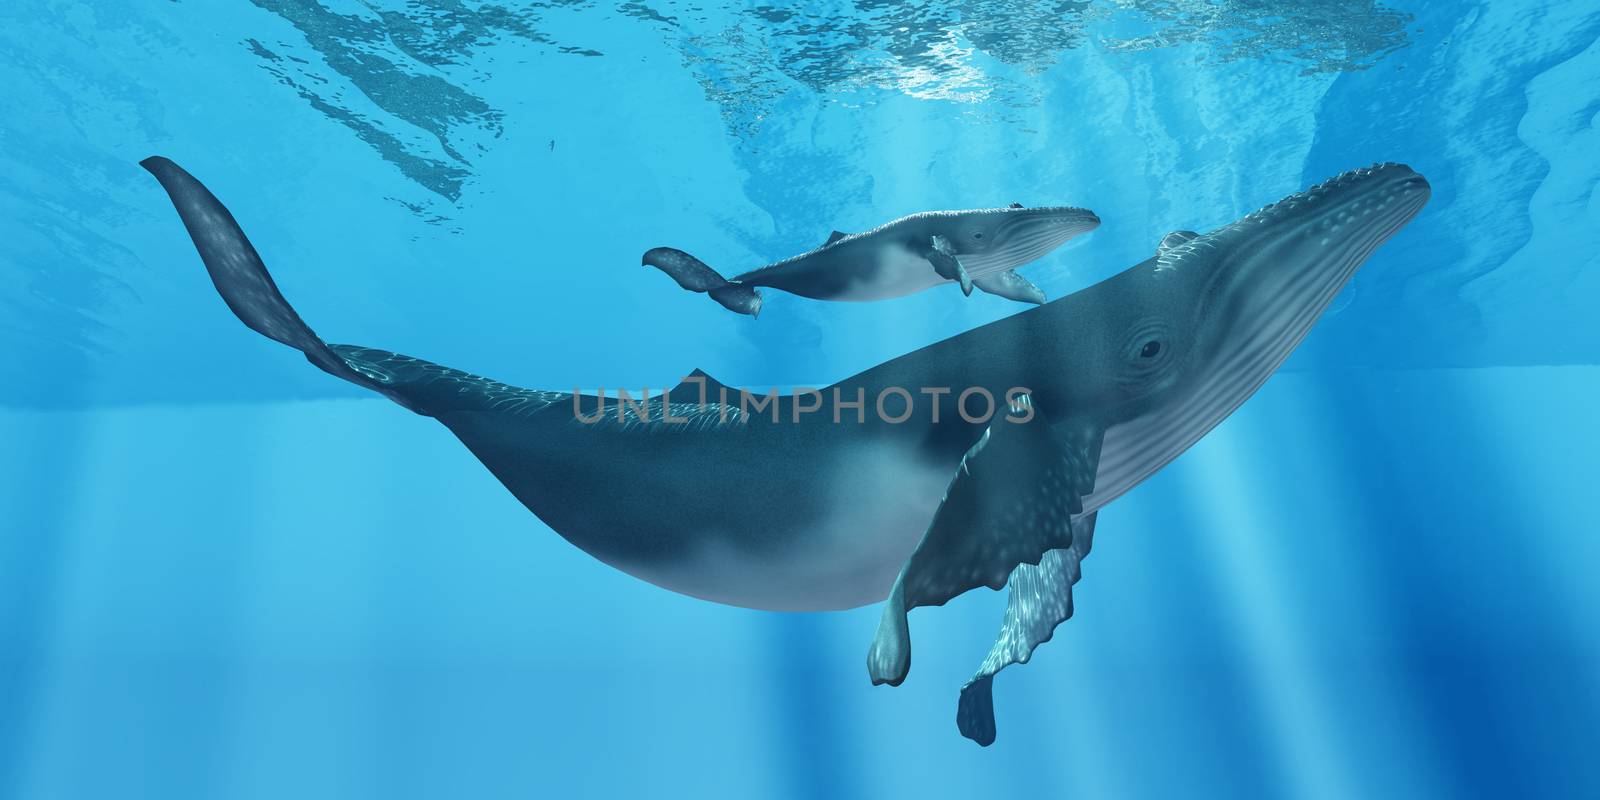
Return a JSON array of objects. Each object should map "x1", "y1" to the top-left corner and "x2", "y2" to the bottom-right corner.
[
  {"x1": 1139, "y1": 340, "x2": 1162, "y2": 358},
  {"x1": 973, "y1": 232, "x2": 984, "y2": 240}
]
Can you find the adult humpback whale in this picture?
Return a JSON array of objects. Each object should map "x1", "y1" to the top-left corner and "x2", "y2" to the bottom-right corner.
[
  {"x1": 642, "y1": 203, "x2": 1101, "y2": 316},
  {"x1": 141, "y1": 156, "x2": 1429, "y2": 745}
]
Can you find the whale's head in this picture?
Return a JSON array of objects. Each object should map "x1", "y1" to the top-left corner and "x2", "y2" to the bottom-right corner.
[
  {"x1": 1083, "y1": 163, "x2": 1431, "y2": 502},
  {"x1": 948, "y1": 205, "x2": 1101, "y2": 271}
]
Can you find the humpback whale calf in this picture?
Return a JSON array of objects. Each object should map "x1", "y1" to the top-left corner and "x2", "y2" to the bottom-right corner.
[
  {"x1": 642, "y1": 203, "x2": 1101, "y2": 316},
  {"x1": 142, "y1": 156, "x2": 1429, "y2": 745}
]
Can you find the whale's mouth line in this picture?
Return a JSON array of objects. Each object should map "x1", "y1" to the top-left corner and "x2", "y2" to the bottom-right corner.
[
  {"x1": 979, "y1": 210, "x2": 1100, "y2": 270},
  {"x1": 1086, "y1": 166, "x2": 1430, "y2": 512},
  {"x1": 994, "y1": 206, "x2": 1099, "y2": 231}
]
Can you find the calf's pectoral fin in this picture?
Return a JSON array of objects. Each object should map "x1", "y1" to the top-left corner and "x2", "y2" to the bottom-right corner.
[
  {"x1": 972, "y1": 269, "x2": 1046, "y2": 305},
  {"x1": 867, "y1": 393, "x2": 1103, "y2": 731},
  {"x1": 928, "y1": 234, "x2": 973, "y2": 296}
]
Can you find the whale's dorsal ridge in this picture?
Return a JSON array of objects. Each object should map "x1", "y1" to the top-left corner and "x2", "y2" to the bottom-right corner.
[{"x1": 824, "y1": 230, "x2": 850, "y2": 246}]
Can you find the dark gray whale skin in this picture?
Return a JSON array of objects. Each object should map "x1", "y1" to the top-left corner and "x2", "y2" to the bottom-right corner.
[{"x1": 141, "y1": 156, "x2": 1429, "y2": 745}]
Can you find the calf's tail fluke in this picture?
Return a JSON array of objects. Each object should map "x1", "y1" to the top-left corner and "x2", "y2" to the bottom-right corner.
[
  {"x1": 641, "y1": 246, "x2": 763, "y2": 317},
  {"x1": 140, "y1": 156, "x2": 422, "y2": 412}
]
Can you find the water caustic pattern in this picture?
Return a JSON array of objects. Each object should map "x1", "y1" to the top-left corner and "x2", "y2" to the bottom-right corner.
[
  {"x1": 239, "y1": 0, "x2": 1418, "y2": 186},
  {"x1": 2, "y1": 1, "x2": 1595, "y2": 409}
]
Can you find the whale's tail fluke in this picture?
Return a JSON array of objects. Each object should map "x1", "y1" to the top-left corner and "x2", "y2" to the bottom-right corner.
[
  {"x1": 641, "y1": 247, "x2": 763, "y2": 318},
  {"x1": 142, "y1": 156, "x2": 561, "y2": 420},
  {"x1": 138, "y1": 156, "x2": 431, "y2": 411}
]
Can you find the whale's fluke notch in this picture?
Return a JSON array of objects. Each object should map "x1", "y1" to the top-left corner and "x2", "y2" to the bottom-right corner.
[
  {"x1": 868, "y1": 395, "x2": 1102, "y2": 692},
  {"x1": 709, "y1": 284, "x2": 762, "y2": 317},
  {"x1": 138, "y1": 156, "x2": 419, "y2": 412},
  {"x1": 642, "y1": 246, "x2": 763, "y2": 317}
]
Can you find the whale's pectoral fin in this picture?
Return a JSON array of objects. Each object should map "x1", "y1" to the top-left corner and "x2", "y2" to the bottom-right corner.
[
  {"x1": 928, "y1": 234, "x2": 973, "y2": 296},
  {"x1": 642, "y1": 247, "x2": 763, "y2": 317},
  {"x1": 868, "y1": 395, "x2": 1102, "y2": 691},
  {"x1": 957, "y1": 512, "x2": 1097, "y2": 746},
  {"x1": 972, "y1": 269, "x2": 1047, "y2": 305}
]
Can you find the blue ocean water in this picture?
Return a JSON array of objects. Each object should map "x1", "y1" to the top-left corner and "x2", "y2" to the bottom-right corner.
[{"x1": 2, "y1": 1, "x2": 1598, "y2": 797}]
